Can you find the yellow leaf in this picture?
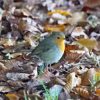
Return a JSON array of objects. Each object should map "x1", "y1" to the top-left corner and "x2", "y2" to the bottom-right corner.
[
  {"x1": 6, "y1": 93, "x2": 19, "y2": 100},
  {"x1": 44, "y1": 24, "x2": 65, "y2": 32},
  {"x1": 94, "y1": 72, "x2": 100, "y2": 83},
  {"x1": 95, "y1": 72, "x2": 100, "y2": 76},
  {"x1": 18, "y1": 19, "x2": 27, "y2": 32},
  {"x1": 48, "y1": 10, "x2": 72, "y2": 16},
  {"x1": 76, "y1": 38, "x2": 97, "y2": 50},
  {"x1": 95, "y1": 89, "x2": 100, "y2": 96}
]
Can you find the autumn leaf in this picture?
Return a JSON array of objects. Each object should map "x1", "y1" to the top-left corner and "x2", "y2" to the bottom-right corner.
[
  {"x1": 6, "y1": 93, "x2": 19, "y2": 100},
  {"x1": 74, "y1": 86, "x2": 90, "y2": 98},
  {"x1": 65, "y1": 72, "x2": 81, "y2": 93},
  {"x1": 95, "y1": 89, "x2": 100, "y2": 96},
  {"x1": 48, "y1": 10, "x2": 72, "y2": 16},
  {"x1": 93, "y1": 72, "x2": 100, "y2": 84},
  {"x1": 65, "y1": 45, "x2": 79, "y2": 52},
  {"x1": 84, "y1": 0, "x2": 100, "y2": 8},
  {"x1": 64, "y1": 45, "x2": 84, "y2": 63},
  {"x1": 44, "y1": 24, "x2": 65, "y2": 32},
  {"x1": 76, "y1": 38, "x2": 98, "y2": 50},
  {"x1": 18, "y1": 19, "x2": 27, "y2": 32}
]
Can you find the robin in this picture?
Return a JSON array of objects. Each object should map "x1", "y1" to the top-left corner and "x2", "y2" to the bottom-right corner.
[{"x1": 31, "y1": 32, "x2": 65, "y2": 73}]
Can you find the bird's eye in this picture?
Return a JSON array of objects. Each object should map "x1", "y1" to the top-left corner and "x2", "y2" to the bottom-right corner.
[
  {"x1": 79, "y1": 66, "x2": 82, "y2": 70},
  {"x1": 57, "y1": 37, "x2": 60, "y2": 39},
  {"x1": 75, "y1": 74, "x2": 78, "y2": 77}
]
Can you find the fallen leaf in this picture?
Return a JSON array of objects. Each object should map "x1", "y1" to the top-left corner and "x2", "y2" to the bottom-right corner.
[
  {"x1": 76, "y1": 38, "x2": 98, "y2": 50},
  {"x1": 74, "y1": 86, "x2": 90, "y2": 98},
  {"x1": 44, "y1": 24, "x2": 65, "y2": 32},
  {"x1": 81, "y1": 68, "x2": 96, "y2": 85},
  {"x1": 64, "y1": 52, "x2": 82, "y2": 63},
  {"x1": 93, "y1": 72, "x2": 100, "y2": 84},
  {"x1": 95, "y1": 89, "x2": 100, "y2": 96},
  {"x1": 65, "y1": 45, "x2": 79, "y2": 52},
  {"x1": 84, "y1": 0, "x2": 100, "y2": 8},
  {"x1": 67, "y1": 12, "x2": 85, "y2": 25},
  {"x1": 6, "y1": 93, "x2": 19, "y2": 100},
  {"x1": 48, "y1": 10, "x2": 72, "y2": 16},
  {"x1": 65, "y1": 72, "x2": 81, "y2": 93},
  {"x1": 71, "y1": 27, "x2": 88, "y2": 39},
  {"x1": 64, "y1": 45, "x2": 83, "y2": 63}
]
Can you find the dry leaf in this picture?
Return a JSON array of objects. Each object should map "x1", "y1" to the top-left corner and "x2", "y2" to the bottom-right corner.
[
  {"x1": 84, "y1": 0, "x2": 100, "y2": 8},
  {"x1": 64, "y1": 52, "x2": 82, "y2": 63},
  {"x1": 67, "y1": 12, "x2": 85, "y2": 25},
  {"x1": 95, "y1": 89, "x2": 100, "y2": 96},
  {"x1": 64, "y1": 45, "x2": 83, "y2": 62},
  {"x1": 0, "y1": 59, "x2": 23, "y2": 69},
  {"x1": 76, "y1": 38, "x2": 98, "y2": 50},
  {"x1": 0, "y1": 86, "x2": 11, "y2": 92},
  {"x1": 24, "y1": 33, "x2": 39, "y2": 48},
  {"x1": 48, "y1": 10, "x2": 72, "y2": 16},
  {"x1": 65, "y1": 45, "x2": 79, "y2": 52},
  {"x1": 74, "y1": 86, "x2": 90, "y2": 98},
  {"x1": 6, "y1": 72, "x2": 30, "y2": 81},
  {"x1": 6, "y1": 93, "x2": 19, "y2": 100},
  {"x1": 0, "y1": 37, "x2": 15, "y2": 47},
  {"x1": 18, "y1": 19, "x2": 27, "y2": 32},
  {"x1": 65, "y1": 72, "x2": 81, "y2": 93},
  {"x1": 94, "y1": 41, "x2": 100, "y2": 52},
  {"x1": 71, "y1": 27, "x2": 88, "y2": 39},
  {"x1": 44, "y1": 24, "x2": 65, "y2": 32},
  {"x1": 0, "y1": 0, "x2": 99, "y2": 99},
  {"x1": 0, "y1": 62, "x2": 7, "y2": 70},
  {"x1": 81, "y1": 68, "x2": 96, "y2": 85}
]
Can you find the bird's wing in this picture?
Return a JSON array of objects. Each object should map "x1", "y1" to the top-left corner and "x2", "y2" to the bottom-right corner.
[{"x1": 31, "y1": 39, "x2": 54, "y2": 55}]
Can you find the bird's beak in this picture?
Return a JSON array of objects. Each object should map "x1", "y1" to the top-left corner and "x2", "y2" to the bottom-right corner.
[
  {"x1": 60, "y1": 37, "x2": 65, "y2": 40},
  {"x1": 63, "y1": 37, "x2": 65, "y2": 40}
]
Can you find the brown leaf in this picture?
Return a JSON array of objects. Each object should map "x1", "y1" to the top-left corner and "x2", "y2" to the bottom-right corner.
[
  {"x1": 64, "y1": 52, "x2": 82, "y2": 63},
  {"x1": 18, "y1": 19, "x2": 27, "y2": 32},
  {"x1": 6, "y1": 93, "x2": 19, "y2": 100},
  {"x1": 84, "y1": 0, "x2": 100, "y2": 8},
  {"x1": 65, "y1": 72, "x2": 81, "y2": 93},
  {"x1": 95, "y1": 89, "x2": 100, "y2": 96},
  {"x1": 65, "y1": 45, "x2": 79, "y2": 52},
  {"x1": 81, "y1": 68, "x2": 96, "y2": 85},
  {"x1": 44, "y1": 24, "x2": 65, "y2": 32},
  {"x1": 74, "y1": 86, "x2": 90, "y2": 98}
]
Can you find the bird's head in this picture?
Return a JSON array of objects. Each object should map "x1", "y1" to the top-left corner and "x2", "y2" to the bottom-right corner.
[
  {"x1": 50, "y1": 32, "x2": 65, "y2": 52},
  {"x1": 50, "y1": 32, "x2": 65, "y2": 41}
]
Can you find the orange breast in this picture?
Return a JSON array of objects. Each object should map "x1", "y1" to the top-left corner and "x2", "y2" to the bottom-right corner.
[{"x1": 55, "y1": 39, "x2": 65, "y2": 52}]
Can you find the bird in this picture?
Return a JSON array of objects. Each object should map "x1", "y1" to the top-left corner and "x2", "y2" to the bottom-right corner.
[{"x1": 31, "y1": 32, "x2": 65, "y2": 72}]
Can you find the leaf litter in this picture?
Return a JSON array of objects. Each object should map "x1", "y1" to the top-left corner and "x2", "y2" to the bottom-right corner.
[{"x1": 0, "y1": 0, "x2": 100, "y2": 100}]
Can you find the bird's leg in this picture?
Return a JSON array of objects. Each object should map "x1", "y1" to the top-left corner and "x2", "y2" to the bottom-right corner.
[
  {"x1": 49, "y1": 64, "x2": 51, "y2": 68},
  {"x1": 45, "y1": 64, "x2": 49, "y2": 71},
  {"x1": 37, "y1": 63, "x2": 47, "y2": 75},
  {"x1": 44, "y1": 63, "x2": 48, "y2": 68},
  {"x1": 48, "y1": 64, "x2": 53, "y2": 72}
]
